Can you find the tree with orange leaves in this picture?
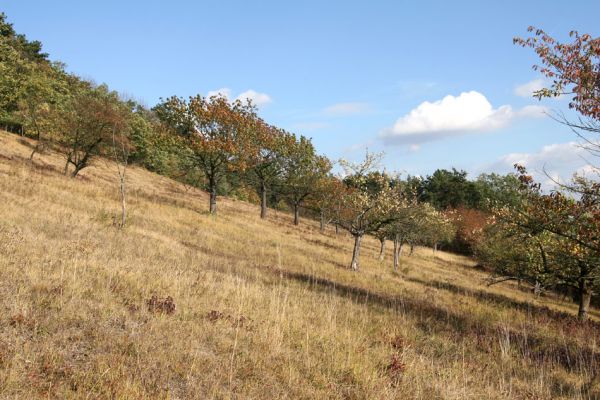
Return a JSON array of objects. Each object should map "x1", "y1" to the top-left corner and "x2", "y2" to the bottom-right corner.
[{"x1": 154, "y1": 95, "x2": 257, "y2": 215}]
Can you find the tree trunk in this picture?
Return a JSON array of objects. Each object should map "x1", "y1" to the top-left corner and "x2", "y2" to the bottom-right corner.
[
  {"x1": 409, "y1": 244, "x2": 414, "y2": 256},
  {"x1": 209, "y1": 180, "x2": 217, "y2": 215},
  {"x1": 350, "y1": 234, "x2": 363, "y2": 271},
  {"x1": 260, "y1": 182, "x2": 267, "y2": 219},
  {"x1": 378, "y1": 238, "x2": 386, "y2": 261},
  {"x1": 335, "y1": 223, "x2": 339, "y2": 235},
  {"x1": 71, "y1": 163, "x2": 83, "y2": 178},
  {"x1": 320, "y1": 211, "x2": 325, "y2": 232},
  {"x1": 293, "y1": 204, "x2": 299, "y2": 226},
  {"x1": 119, "y1": 172, "x2": 126, "y2": 229},
  {"x1": 433, "y1": 243, "x2": 438, "y2": 254},
  {"x1": 578, "y1": 279, "x2": 592, "y2": 321},
  {"x1": 393, "y1": 237, "x2": 399, "y2": 271},
  {"x1": 29, "y1": 142, "x2": 44, "y2": 161}
]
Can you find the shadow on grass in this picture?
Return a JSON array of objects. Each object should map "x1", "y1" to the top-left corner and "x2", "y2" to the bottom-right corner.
[
  {"x1": 403, "y1": 275, "x2": 600, "y2": 327},
  {"x1": 257, "y1": 265, "x2": 600, "y2": 380}
]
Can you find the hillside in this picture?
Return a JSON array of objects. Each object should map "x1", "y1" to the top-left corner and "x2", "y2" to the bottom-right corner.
[{"x1": 0, "y1": 130, "x2": 599, "y2": 399}]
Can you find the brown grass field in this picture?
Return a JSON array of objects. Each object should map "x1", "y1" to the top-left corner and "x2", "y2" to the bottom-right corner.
[{"x1": 0, "y1": 130, "x2": 599, "y2": 399}]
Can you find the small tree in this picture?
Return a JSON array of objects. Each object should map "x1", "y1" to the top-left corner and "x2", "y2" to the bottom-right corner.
[
  {"x1": 305, "y1": 175, "x2": 345, "y2": 233},
  {"x1": 336, "y1": 152, "x2": 404, "y2": 271},
  {"x1": 476, "y1": 219, "x2": 560, "y2": 296},
  {"x1": 110, "y1": 109, "x2": 139, "y2": 229},
  {"x1": 59, "y1": 84, "x2": 128, "y2": 177},
  {"x1": 246, "y1": 122, "x2": 294, "y2": 219},
  {"x1": 422, "y1": 209, "x2": 457, "y2": 253},
  {"x1": 280, "y1": 135, "x2": 331, "y2": 225},
  {"x1": 385, "y1": 202, "x2": 435, "y2": 271}
]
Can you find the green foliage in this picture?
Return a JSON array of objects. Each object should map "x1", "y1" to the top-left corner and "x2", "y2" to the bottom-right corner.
[
  {"x1": 280, "y1": 135, "x2": 332, "y2": 219},
  {"x1": 419, "y1": 168, "x2": 481, "y2": 210},
  {"x1": 58, "y1": 83, "x2": 132, "y2": 176},
  {"x1": 153, "y1": 94, "x2": 260, "y2": 214},
  {"x1": 0, "y1": 13, "x2": 48, "y2": 62},
  {"x1": 475, "y1": 173, "x2": 523, "y2": 210},
  {"x1": 478, "y1": 166, "x2": 600, "y2": 319},
  {"x1": 336, "y1": 152, "x2": 404, "y2": 236}
]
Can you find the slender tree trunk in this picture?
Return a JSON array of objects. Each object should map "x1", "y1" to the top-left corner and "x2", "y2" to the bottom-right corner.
[
  {"x1": 409, "y1": 244, "x2": 414, "y2": 256},
  {"x1": 578, "y1": 279, "x2": 592, "y2": 321},
  {"x1": 433, "y1": 243, "x2": 438, "y2": 254},
  {"x1": 208, "y1": 174, "x2": 217, "y2": 215},
  {"x1": 118, "y1": 170, "x2": 126, "y2": 228},
  {"x1": 64, "y1": 157, "x2": 70, "y2": 175},
  {"x1": 319, "y1": 210, "x2": 325, "y2": 232},
  {"x1": 393, "y1": 236, "x2": 399, "y2": 271},
  {"x1": 350, "y1": 234, "x2": 363, "y2": 271},
  {"x1": 260, "y1": 181, "x2": 267, "y2": 219},
  {"x1": 293, "y1": 203, "x2": 299, "y2": 226},
  {"x1": 378, "y1": 238, "x2": 386, "y2": 261},
  {"x1": 335, "y1": 223, "x2": 339, "y2": 235}
]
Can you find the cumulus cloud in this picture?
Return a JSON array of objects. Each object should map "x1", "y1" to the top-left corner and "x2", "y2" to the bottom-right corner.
[
  {"x1": 380, "y1": 91, "x2": 547, "y2": 145},
  {"x1": 206, "y1": 88, "x2": 272, "y2": 106},
  {"x1": 323, "y1": 102, "x2": 370, "y2": 116},
  {"x1": 514, "y1": 79, "x2": 546, "y2": 98},
  {"x1": 486, "y1": 142, "x2": 598, "y2": 188}
]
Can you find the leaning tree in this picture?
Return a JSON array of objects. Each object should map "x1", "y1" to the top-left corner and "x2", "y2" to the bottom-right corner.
[{"x1": 59, "y1": 83, "x2": 130, "y2": 178}]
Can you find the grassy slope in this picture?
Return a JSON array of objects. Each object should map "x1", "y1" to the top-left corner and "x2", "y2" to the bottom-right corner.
[{"x1": 0, "y1": 130, "x2": 599, "y2": 399}]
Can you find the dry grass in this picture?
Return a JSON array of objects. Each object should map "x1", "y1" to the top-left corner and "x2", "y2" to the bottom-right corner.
[{"x1": 0, "y1": 130, "x2": 599, "y2": 399}]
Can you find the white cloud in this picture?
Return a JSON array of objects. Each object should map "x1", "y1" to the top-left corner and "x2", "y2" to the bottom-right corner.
[
  {"x1": 514, "y1": 79, "x2": 546, "y2": 98},
  {"x1": 236, "y1": 90, "x2": 272, "y2": 106},
  {"x1": 380, "y1": 91, "x2": 547, "y2": 145},
  {"x1": 206, "y1": 88, "x2": 272, "y2": 107},
  {"x1": 207, "y1": 87, "x2": 232, "y2": 99},
  {"x1": 323, "y1": 102, "x2": 370, "y2": 116},
  {"x1": 486, "y1": 142, "x2": 598, "y2": 189}
]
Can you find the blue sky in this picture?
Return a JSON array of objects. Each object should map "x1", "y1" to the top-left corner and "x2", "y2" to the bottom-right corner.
[{"x1": 3, "y1": 0, "x2": 599, "y2": 184}]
